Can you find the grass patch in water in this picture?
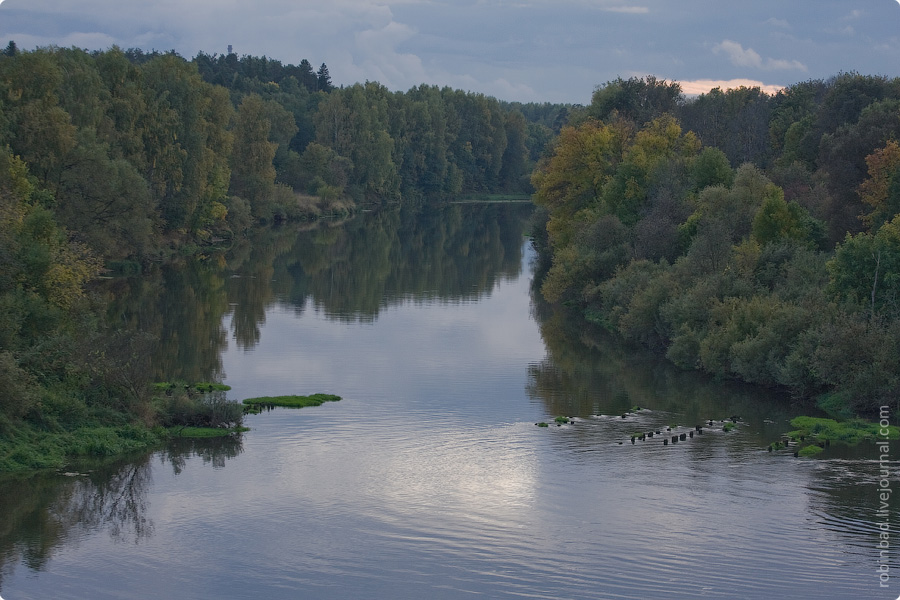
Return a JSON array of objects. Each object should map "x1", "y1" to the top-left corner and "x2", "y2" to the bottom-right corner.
[
  {"x1": 798, "y1": 444, "x2": 824, "y2": 458},
  {"x1": 242, "y1": 393, "x2": 341, "y2": 409},
  {"x1": 170, "y1": 426, "x2": 249, "y2": 438},
  {"x1": 787, "y1": 416, "x2": 899, "y2": 445}
]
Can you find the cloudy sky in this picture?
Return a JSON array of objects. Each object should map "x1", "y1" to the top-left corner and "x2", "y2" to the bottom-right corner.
[{"x1": 0, "y1": 0, "x2": 898, "y2": 103}]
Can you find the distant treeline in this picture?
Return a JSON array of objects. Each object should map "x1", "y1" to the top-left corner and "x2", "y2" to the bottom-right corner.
[{"x1": 532, "y1": 74, "x2": 900, "y2": 416}]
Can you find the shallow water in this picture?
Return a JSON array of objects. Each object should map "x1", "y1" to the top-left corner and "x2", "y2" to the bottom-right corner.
[{"x1": 1, "y1": 205, "x2": 897, "y2": 599}]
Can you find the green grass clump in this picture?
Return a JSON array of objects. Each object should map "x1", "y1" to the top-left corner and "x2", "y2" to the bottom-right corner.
[
  {"x1": 723, "y1": 422, "x2": 736, "y2": 432},
  {"x1": 535, "y1": 422, "x2": 549, "y2": 427},
  {"x1": 193, "y1": 383, "x2": 232, "y2": 393},
  {"x1": 798, "y1": 445, "x2": 824, "y2": 457},
  {"x1": 171, "y1": 426, "x2": 249, "y2": 438},
  {"x1": 787, "y1": 416, "x2": 899, "y2": 445},
  {"x1": 0, "y1": 422, "x2": 166, "y2": 472},
  {"x1": 242, "y1": 393, "x2": 341, "y2": 409},
  {"x1": 554, "y1": 416, "x2": 571, "y2": 424}
]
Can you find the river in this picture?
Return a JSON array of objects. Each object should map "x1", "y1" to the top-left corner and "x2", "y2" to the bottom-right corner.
[{"x1": 0, "y1": 203, "x2": 896, "y2": 599}]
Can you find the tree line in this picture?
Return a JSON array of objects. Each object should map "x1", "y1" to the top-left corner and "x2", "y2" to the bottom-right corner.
[
  {"x1": 532, "y1": 74, "x2": 900, "y2": 417},
  {"x1": 0, "y1": 44, "x2": 544, "y2": 264}
]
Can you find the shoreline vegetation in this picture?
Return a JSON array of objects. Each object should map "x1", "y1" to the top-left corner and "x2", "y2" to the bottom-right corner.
[
  {"x1": 530, "y1": 74, "x2": 900, "y2": 423},
  {"x1": 0, "y1": 384, "x2": 340, "y2": 471}
]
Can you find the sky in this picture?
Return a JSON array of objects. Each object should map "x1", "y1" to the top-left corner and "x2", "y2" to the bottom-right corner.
[{"x1": 0, "y1": 0, "x2": 898, "y2": 104}]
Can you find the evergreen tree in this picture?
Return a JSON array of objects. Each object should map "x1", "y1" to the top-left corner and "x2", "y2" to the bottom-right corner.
[
  {"x1": 298, "y1": 59, "x2": 317, "y2": 91},
  {"x1": 317, "y1": 63, "x2": 333, "y2": 92}
]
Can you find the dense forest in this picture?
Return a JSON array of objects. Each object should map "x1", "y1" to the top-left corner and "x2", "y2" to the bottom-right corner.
[
  {"x1": 531, "y1": 74, "x2": 900, "y2": 418},
  {"x1": 0, "y1": 44, "x2": 547, "y2": 262}
]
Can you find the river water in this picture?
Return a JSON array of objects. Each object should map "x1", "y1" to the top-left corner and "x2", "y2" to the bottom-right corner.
[{"x1": 0, "y1": 204, "x2": 896, "y2": 599}]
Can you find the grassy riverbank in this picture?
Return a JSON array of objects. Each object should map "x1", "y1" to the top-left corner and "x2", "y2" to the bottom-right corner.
[
  {"x1": 0, "y1": 422, "x2": 165, "y2": 472},
  {"x1": 0, "y1": 381, "x2": 250, "y2": 472}
]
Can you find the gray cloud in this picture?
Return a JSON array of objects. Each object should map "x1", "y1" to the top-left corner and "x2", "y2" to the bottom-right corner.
[
  {"x1": 714, "y1": 40, "x2": 807, "y2": 72},
  {"x1": 0, "y1": 0, "x2": 897, "y2": 103}
]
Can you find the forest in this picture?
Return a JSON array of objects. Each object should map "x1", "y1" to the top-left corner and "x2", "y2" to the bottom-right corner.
[{"x1": 531, "y1": 74, "x2": 900, "y2": 418}]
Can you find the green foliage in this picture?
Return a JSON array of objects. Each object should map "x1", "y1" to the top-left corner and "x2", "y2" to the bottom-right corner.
[
  {"x1": 171, "y1": 426, "x2": 249, "y2": 438},
  {"x1": 691, "y1": 147, "x2": 734, "y2": 191},
  {"x1": 678, "y1": 85, "x2": 772, "y2": 166},
  {"x1": 532, "y1": 72, "x2": 900, "y2": 418},
  {"x1": 828, "y1": 215, "x2": 900, "y2": 314},
  {"x1": 242, "y1": 393, "x2": 341, "y2": 409},
  {"x1": 751, "y1": 184, "x2": 820, "y2": 248},
  {"x1": 153, "y1": 381, "x2": 232, "y2": 393},
  {"x1": 154, "y1": 388, "x2": 244, "y2": 429},
  {"x1": 0, "y1": 350, "x2": 37, "y2": 419},
  {"x1": 0, "y1": 46, "x2": 534, "y2": 260},
  {"x1": 798, "y1": 444, "x2": 823, "y2": 457},
  {"x1": 787, "y1": 416, "x2": 900, "y2": 445},
  {"x1": 589, "y1": 76, "x2": 682, "y2": 125},
  {"x1": 532, "y1": 120, "x2": 627, "y2": 247},
  {"x1": 231, "y1": 94, "x2": 278, "y2": 219},
  {"x1": 0, "y1": 420, "x2": 164, "y2": 471}
]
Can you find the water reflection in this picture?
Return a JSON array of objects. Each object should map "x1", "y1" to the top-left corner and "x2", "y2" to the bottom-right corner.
[
  {"x1": 0, "y1": 456, "x2": 153, "y2": 589},
  {"x1": 99, "y1": 203, "x2": 534, "y2": 384},
  {"x1": 528, "y1": 307, "x2": 799, "y2": 435},
  {"x1": 527, "y1": 297, "x2": 900, "y2": 585},
  {"x1": 160, "y1": 435, "x2": 244, "y2": 473},
  {"x1": 234, "y1": 202, "x2": 533, "y2": 326},
  {"x1": 3, "y1": 204, "x2": 895, "y2": 599},
  {"x1": 0, "y1": 436, "x2": 243, "y2": 590}
]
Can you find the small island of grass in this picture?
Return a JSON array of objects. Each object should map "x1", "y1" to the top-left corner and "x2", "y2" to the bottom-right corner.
[
  {"x1": 771, "y1": 415, "x2": 900, "y2": 458},
  {"x1": 787, "y1": 416, "x2": 899, "y2": 445},
  {"x1": 242, "y1": 393, "x2": 341, "y2": 412},
  {"x1": 170, "y1": 426, "x2": 250, "y2": 438}
]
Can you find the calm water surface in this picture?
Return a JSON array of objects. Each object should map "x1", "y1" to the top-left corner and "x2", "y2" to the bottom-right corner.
[{"x1": 0, "y1": 205, "x2": 896, "y2": 599}]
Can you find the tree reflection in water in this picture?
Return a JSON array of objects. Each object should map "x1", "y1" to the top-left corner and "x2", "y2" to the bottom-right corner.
[
  {"x1": 0, "y1": 435, "x2": 243, "y2": 585},
  {"x1": 98, "y1": 202, "x2": 535, "y2": 386}
]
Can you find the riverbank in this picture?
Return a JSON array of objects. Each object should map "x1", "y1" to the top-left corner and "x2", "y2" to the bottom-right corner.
[{"x1": 0, "y1": 420, "x2": 254, "y2": 472}]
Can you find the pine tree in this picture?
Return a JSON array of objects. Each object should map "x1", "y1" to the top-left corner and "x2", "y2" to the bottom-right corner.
[{"x1": 317, "y1": 63, "x2": 333, "y2": 92}]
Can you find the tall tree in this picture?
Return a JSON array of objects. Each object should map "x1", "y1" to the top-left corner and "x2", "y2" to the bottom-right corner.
[
  {"x1": 317, "y1": 63, "x2": 333, "y2": 93},
  {"x1": 230, "y1": 94, "x2": 277, "y2": 219},
  {"x1": 590, "y1": 76, "x2": 683, "y2": 125}
]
